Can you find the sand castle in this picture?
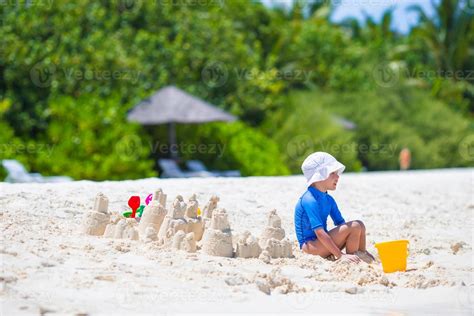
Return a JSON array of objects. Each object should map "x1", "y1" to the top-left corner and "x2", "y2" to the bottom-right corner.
[
  {"x1": 184, "y1": 194, "x2": 204, "y2": 241},
  {"x1": 143, "y1": 226, "x2": 158, "y2": 243},
  {"x1": 172, "y1": 231, "x2": 197, "y2": 253},
  {"x1": 153, "y1": 188, "x2": 167, "y2": 207},
  {"x1": 259, "y1": 209, "x2": 285, "y2": 246},
  {"x1": 104, "y1": 214, "x2": 120, "y2": 237},
  {"x1": 82, "y1": 192, "x2": 292, "y2": 259},
  {"x1": 137, "y1": 190, "x2": 167, "y2": 237},
  {"x1": 202, "y1": 195, "x2": 219, "y2": 229},
  {"x1": 157, "y1": 195, "x2": 188, "y2": 246},
  {"x1": 111, "y1": 218, "x2": 139, "y2": 240},
  {"x1": 201, "y1": 208, "x2": 233, "y2": 257},
  {"x1": 103, "y1": 213, "x2": 140, "y2": 240},
  {"x1": 82, "y1": 193, "x2": 111, "y2": 236},
  {"x1": 259, "y1": 209, "x2": 293, "y2": 259},
  {"x1": 235, "y1": 231, "x2": 262, "y2": 258}
]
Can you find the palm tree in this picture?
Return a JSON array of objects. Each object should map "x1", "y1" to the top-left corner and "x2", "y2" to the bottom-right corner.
[
  {"x1": 337, "y1": 7, "x2": 397, "y2": 43},
  {"x1": 408, "y1": 0, "x2": 474, "y2": 74}
]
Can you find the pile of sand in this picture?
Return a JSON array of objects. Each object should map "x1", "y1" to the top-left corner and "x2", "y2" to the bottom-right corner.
[
  {"x1": 82, "y1": 190, "x2": 295, "y2": 260},
  {"x1": 81, "y1": 192, "x2": 110, "y2": 236},
  {"x1": 258, "y1": 209, "x2": 293, "y2": 261},
  {"x1": 253, "y1": 268, "x2": 307, "y2": 295},
  {"x1": 3, "y1": 169, "x2": 471, "y2": 314}
]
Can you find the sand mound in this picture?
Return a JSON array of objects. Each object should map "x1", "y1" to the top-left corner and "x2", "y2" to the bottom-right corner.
[
  {"x1": 184, "y1": 194, "x2": 204, "y2": 241},
  {"x1": 153, "y1": 188, "x2": 167, "y2": 207},
  {"x1": 259, "y1": 209, "x2": 293, "y2": 259},
  {"x1": 79, "y1": 190, "x2": 452, "y2": 292},
  {"x1": 259, "y1": 209, "x2": 285, "y2": 246},
  {"x1": 81, "y1": 193, "x2": 110, "y2": 236},
  {"x1": 157, "y1": 195, "x2": 188, "y2": 246},
  {"x1": 143, "y1": 226, "x2": 158, "y2": 243},
  {"x1": 404, "y1": 274, "x2": 453, "y2": 289},
  {"x1": 172, "y1": 231, "x2": 197, "y2": 253},
  {"x1": 3, "y1": 169, "x2": 472, "y2": 314},
  {"x1": 137, "y1": 200, "x2": 167, "y2": 237},
  {"x1": 110, "y1": 218, "x2": 139, "y2": 240},
  {"x1": 102, "y1": 212, "x2": 139, "y2": 240},
  {"x1": 235, "y1": 231, "x2": 261, "y2": 258},
  {"x1": 253, "y1": 268, "x2": 306, "y2": 295},
  {"x1": 201, "y1": 208, "x2": 233, "y2": 257},
  {"x1": 137, "y1": 188, "x2": 167, "y2": 238},
  {"x1": 202, "y1": 195, "x2": 219, "y2": 230}
]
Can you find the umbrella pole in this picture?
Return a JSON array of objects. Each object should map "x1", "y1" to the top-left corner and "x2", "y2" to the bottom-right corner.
[{"x1": 168, "y1": 122, "x2": 178, "y2": 160}]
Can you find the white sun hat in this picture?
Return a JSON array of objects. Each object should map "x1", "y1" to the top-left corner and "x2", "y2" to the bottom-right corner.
[{"x1": 301, "y1": 152, "x2": 345, "y2": 187}]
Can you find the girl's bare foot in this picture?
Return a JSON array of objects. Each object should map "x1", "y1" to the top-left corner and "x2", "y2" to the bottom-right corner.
[
  {"x1": 354, "y1": 250, "x2": 376, "y2": 263},
  {"x1": 365, "y1": 250, "x2": 376, "y2": 261}
]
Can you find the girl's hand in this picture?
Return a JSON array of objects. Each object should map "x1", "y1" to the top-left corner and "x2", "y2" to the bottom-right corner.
[{"x1": 339, "y1": 254, "x2": 361, "y2": 263}]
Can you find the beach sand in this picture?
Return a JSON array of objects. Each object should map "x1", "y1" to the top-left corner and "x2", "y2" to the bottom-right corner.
[{"x1": 1, "y1": 169, "x2": 473, "y2": 315}]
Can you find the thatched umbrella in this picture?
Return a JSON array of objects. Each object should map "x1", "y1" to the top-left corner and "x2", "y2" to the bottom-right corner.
[{"x1": 127, "y1": 86, "x2": 236, "y2": 159}]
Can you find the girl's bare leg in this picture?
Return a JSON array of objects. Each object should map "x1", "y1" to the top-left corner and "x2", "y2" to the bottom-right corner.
[
  {"x1": 341, "y1": 221, "x2": 362, "y2": 253},
  {"x1": 302, "y1": 221, "x2": 362, "y2": 257},
  {"x1": 355, "y1": 220, "x2": 366, "y2": 251},
  {"x1": 353, "y1": 220, "x2": 376, "y2": 261}
]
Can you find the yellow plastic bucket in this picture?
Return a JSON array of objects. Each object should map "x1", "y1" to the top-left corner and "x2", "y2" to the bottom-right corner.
[{"x1": 375, "y1": 240, "x2": 409, "y2": 273}]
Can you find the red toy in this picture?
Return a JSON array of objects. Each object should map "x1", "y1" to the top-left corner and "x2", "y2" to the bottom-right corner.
[{"x1": 128, "y1": 196, "x2": 141, "y2": 218}]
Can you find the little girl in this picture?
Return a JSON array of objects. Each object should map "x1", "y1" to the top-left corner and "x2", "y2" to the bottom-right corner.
[{"x1": 294, "y1": 152, "x2": 375, "y2": 263}]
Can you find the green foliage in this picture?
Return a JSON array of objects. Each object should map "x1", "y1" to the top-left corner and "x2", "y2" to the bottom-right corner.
[
  {"x1": 176, "y1": 122, "x2": 290, "y2": 176},
  {"x1": 262, "y1": 92, "x2": 362, "y2": 173},
  {"x1": 0, "y1": 0, "x2": 472, "y2": 180},
  {"x1": 269, "y1": 13, "x2": 369, "y2": 91},
  {"x1": 400, "y1": 0, "x2": 473, "y2": 113},
  {"x1": 306, "y1": 88, "x2": 473, "y2": 170},
  {"x1": 0, "y1": 0, "x2": 284, "y2": 135},
  {"x1": 34, "y1": 94, "x2": 156, "y2": 180},
  {"x1": 0, "y1": 98, "x2": 30, "y2": 180}
]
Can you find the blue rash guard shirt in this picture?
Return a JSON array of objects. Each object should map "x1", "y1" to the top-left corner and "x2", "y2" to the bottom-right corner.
[{"x1": 294, "y1": 186, "x2": 345, "y2": 249}]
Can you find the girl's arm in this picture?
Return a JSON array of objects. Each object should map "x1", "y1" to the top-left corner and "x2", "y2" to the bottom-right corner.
[
  {"x1": 315, "y1": 228, "x2": 343, "y2": 259},
  {"x1": 329, "y1": 196, "x2": 345, "y2": 226}
]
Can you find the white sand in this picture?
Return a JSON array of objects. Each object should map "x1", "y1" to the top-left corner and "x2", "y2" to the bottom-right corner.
[{"x1": 1, "y1": 169, "x2": 473, "y2": 315}]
